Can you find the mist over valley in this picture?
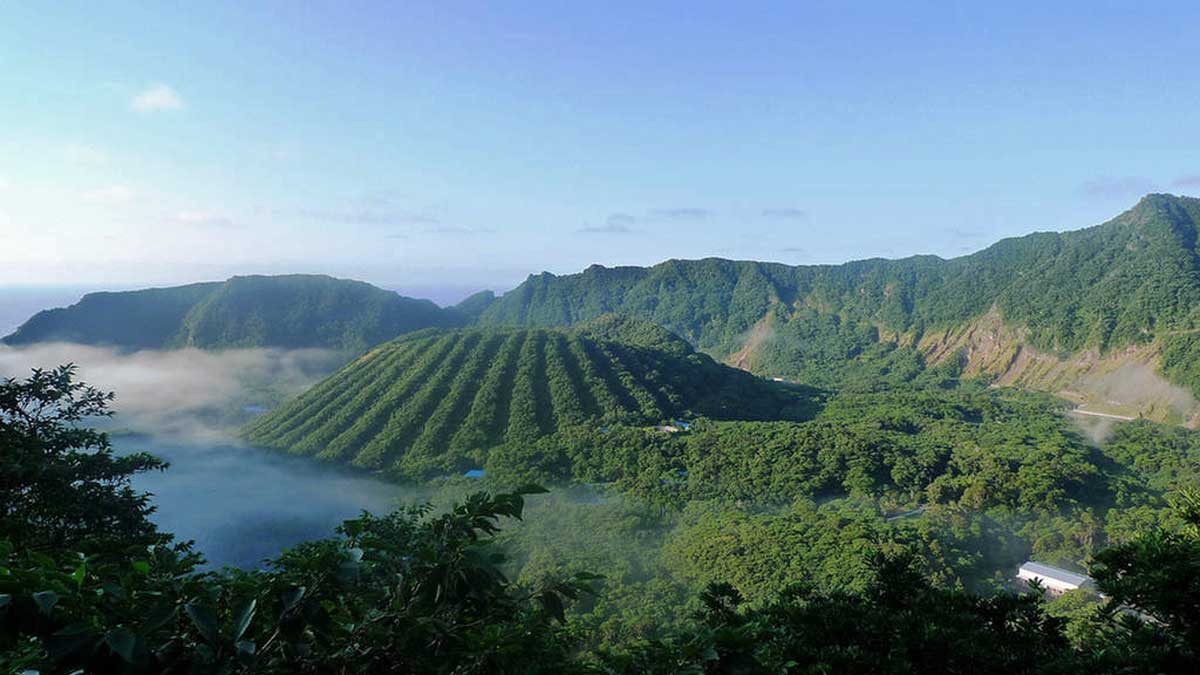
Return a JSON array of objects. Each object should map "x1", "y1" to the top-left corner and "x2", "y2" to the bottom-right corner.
[{"x1": 5, "y1": 5, "x2": 1200, "y2": 669}]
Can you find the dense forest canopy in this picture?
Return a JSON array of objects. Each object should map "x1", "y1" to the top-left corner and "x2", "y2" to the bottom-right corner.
[{"x1": 3, "y1": 369, "x2": 1199, "y2": 673}]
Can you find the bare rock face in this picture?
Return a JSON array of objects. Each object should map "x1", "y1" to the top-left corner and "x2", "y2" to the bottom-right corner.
[{"x1": 917, "y1": 307, "x2": 1200, "y2": 426}]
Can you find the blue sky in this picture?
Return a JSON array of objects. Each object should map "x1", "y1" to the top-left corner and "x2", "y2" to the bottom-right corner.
[{"x1": 1, "y1": 2, "x2": 1198, "y2": 304}]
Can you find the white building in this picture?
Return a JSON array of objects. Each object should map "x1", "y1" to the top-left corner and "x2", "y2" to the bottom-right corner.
[{"x1": 1017, "y1": 561, "x2": 1092, "y2": 593}]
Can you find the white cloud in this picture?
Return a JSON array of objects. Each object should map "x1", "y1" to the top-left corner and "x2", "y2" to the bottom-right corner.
[
  {"x1": 130, "y1": 84, "x2": 183, "y2": 112},
  {"x1": 80, "y1": 185, "x2": 135, "y2": 204}
]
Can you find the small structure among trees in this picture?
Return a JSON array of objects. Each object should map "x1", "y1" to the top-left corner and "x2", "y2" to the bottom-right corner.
[{"x1": 1017, "y1": 561, "x2": 1092, "y2": 594}]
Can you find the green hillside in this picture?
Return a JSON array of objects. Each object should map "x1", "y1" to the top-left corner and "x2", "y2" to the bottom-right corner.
[
  {"x1": 0, "y1": 282, "x2": 220, "y2": 350},
  {"x1": 478, "y1": 194, "x2": 1200, "y2": 395},
  {"x1": 243, "y1": 322, "x2": 813, "y2": 478},
  {"x1": 3, "y1": 274, "x2": 457, "y2": 351}
]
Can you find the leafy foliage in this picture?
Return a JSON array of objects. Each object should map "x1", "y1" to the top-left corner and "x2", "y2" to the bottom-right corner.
[
  {"x1": 0, "y1": 490, "x2": 595, "y2": 674},
  {"x1": 4, "y1": 366, "x2": 1200, "y2": 672},
  {"x1": 0, "y1": 365, "x2": 168, "y2": 555},
  {"x1": 0, "y1": 367, "x2": 592, "y2": 673},
  {"x1": 1084, "y1": 489, "x2": 1200, "y2": 671},
  {"x1": 597, "y1": 552, "x2": 1073, "y2": 674}
]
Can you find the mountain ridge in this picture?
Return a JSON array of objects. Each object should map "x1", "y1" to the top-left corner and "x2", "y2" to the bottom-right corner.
[
  {"x1": 477, "y1": 194, "x2": 1200, "y2": 419},
  {"x1": 2, "y1": 274, "x2": 467, "y2": 352},
  {"x1": 7, "y1": 195, "x2": 1200, "y2": 421}
]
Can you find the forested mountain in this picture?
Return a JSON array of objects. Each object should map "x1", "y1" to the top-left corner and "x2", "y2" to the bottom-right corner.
[
  {"x1": 2, "y1": 274, "x2": 458, "y2": 351},
  {"x1": 244, "y1": 320, "x2": 813, "y2": 478},
  {"x1": 478, "y1": 194, "x2": 1200, "y2": 417},
  {"x1": 10, "y1": 195, "x2": 1200, "y2": 416},
  {"x1": 445, "y1": 289, "x2": 498, "y2": 323}
]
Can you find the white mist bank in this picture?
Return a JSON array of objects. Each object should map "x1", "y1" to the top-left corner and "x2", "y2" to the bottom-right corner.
[
  {"x1": 0, "y1": 343, "x2": 396, "y2": 568},
  {"x1": 0, "y1": 342, "x2": 345, "y2": 442}
]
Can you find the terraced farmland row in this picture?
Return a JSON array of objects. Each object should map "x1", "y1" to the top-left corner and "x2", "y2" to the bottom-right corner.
[{"x1": 245, "y1": 325, "x2": 811, "y2": 477}]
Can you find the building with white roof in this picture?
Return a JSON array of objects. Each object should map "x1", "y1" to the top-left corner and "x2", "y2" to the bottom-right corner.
[{"x1": 1017, "y1": 561, "x2": 1093, "y2": 594}]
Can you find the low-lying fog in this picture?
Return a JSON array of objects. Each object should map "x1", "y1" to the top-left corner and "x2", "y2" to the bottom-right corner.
[
  {"x1": 0, "y1": 342, "x2": 346, "y2": 442},
  {"x1": 0, "y1": 342, "x2": 413, "y2": 568}
]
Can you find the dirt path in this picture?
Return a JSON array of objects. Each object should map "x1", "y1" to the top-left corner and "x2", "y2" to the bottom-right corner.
[{"x1": 1068, "y1": 409, "x2": 1136, "y2": 422}]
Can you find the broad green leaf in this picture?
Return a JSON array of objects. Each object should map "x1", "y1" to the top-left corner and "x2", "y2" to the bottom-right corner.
[
  {"x1": 231, "y1": 598, "x2": 257, "y2": 641},
  {"x1": 141, "y1": 602, "x2": 176, "y2": 633},
  {"x1": 281, "y1": 585, "x2": 306, "y2": 612},
  {"x1": 194, "y1": 642, "x2": 216, "y2": 663},
  {"x1": 33, "y1": 590, "x2": 58, "y2": 615},
  {"x1": 184, "y1": 603, "x2": 220, "y2": 643},
  {"x1": 102, "y1": 581, "x2": 127, "y2": 601},
  {"x1": 46, "y1": 623, "x2": 92, "y2": 660},
  {"x1": 539, "y1": 592, "x2": 565, "y2": 624},
  {"x1": 70, "y1": 560, "x2": 87, "y2": 587},
  {"x1": 104, "y1": 626, "x2": 137, "y2": 663}
]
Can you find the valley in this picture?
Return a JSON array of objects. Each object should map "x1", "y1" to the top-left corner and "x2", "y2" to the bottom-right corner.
[
  {"x1": 6, "y1": 6, "x2": 1198, "y2": 669},
  {"x1": 5, "y1": 194, "x2": 1200, "y2": 672}
]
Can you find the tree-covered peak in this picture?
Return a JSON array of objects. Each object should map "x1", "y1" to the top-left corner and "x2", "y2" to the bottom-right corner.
[
  {"x1": 3, "y1": 274, "x2": 459, "y2": 352},
  {"x1": 479, "y1": 195, "x2": 1200, "y2": 398},
  {"x1": 244, "y1": 324, "x2": 812, "y2": 478}
]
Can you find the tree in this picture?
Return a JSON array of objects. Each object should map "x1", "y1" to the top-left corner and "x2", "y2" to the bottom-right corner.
[
  {"x1": 0, "y1": 369, "x2": 595, "y2": 673},
  {"x1": 599, "y1": 551, "x2": 1073, "y2": 673},
  {"x1": 0, "y1": 364, "x2": 168, "y2": 555},
  {"x1": 1087, "y1": 489, "x2": 1200, "y2": 671}
]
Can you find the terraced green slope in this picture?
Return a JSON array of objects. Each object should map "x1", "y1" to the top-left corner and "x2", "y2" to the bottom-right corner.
[{"x1": 243, "y1": 325, "x2": 813, "y2": 478}]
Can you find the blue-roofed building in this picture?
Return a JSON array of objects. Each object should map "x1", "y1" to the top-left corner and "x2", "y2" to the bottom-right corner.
[{"x1": 463, "y1": 469, "x2": 486, "y2": 479}]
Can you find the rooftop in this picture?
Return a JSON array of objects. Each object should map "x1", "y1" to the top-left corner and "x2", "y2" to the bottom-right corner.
[{"x1": 1019, "y1": 561, "x2": 1091, "y2": 587}]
